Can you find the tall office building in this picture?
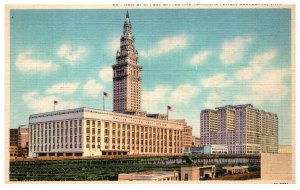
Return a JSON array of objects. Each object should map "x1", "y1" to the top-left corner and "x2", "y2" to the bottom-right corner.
[
  {"x1": 216, "y1": 106, "x2": 235, "y2": 154},
  {"x1": 200, "y1": 104, "x2": 278, "y2": 154},
  {"x1": 200, "y1": 109, "x2": 217, "y2": 146},
  {"x1": 113, "y1": 11, "x2": 142, "y2": 113}
]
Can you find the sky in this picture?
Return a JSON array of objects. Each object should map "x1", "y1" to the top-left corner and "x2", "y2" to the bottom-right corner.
[{"x1": 10, "y1": 9, "x2": 292, "y2": 145}]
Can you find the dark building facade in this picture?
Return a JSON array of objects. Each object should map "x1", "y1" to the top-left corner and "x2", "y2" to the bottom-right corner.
[{"x1": 9, "y1": 125, "x2": 29, "y2": 158}]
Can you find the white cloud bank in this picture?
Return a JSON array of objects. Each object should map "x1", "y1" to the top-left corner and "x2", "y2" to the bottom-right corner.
[
  {"x1": 235, "y1": 49, "x2": 278, "y2": 81},
  {"x1": 140, "y1": 34, "x2": 188, "y2": 58},
  {"x1": 201, "y1": 73, "x2": 233, "y2": 88},
  {"x1": 219, "y1": 36, "x2": 253, "y2": 65},
  {"x1": 107, "y1": 35, "x2": 120, "y2": 52},
  {"x1": 98, "y1": 66, "x2": 113, "y2": 82},
  {"x1": 142, "y1": 83, "x2": 198, "y2": 113},
  {"x1": 57, "y1": 44, "x2": 87, "y2": 63},
  {"x1": 83, "y1": 79, "x2": 103, "y2": 98},
  {"x1": 236, "y1": 68, "x2": 290, "y2": 104},
  {"x1": 22, "y1": 91, "x2": 78, "y2": 113},
  {"x1": 203, "y1": 91, "x2": 226, "y2": 109},
  {"x1": 190, "y1": 50, "x2": 213, "y2": 65},
  {"x1": 15, "y1": 51, "x2": 59, "y2": 74},
  {"x1": 142, "y1": 85, "x2": 172, "y2": 113},
  {"x1": 170, "y1": 83, "x2": 198, "y2": 104},
  {"x1": 46, "y1": 82, "x2": 80, "y2": 95}
]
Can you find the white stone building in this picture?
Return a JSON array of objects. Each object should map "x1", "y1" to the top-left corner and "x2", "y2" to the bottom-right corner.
[{"x1": 29, "y1": 107, "x2": 186, "y2": 157}]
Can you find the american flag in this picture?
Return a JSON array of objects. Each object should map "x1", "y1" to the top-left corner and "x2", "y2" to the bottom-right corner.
[
  {"x1": 54, "y1": 100, "x2": 58, "y2": 105},
  {"x1": 167, "y1": 105, "x2": 172, "y2": 111},
  {"x1": 103, "y1": 92, "x2": 109, "y2": 99}
]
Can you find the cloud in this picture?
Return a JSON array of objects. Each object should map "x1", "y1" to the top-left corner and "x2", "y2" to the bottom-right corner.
[
  {"x1": 98, "y1": 66, "x2": 113, "y2": 82},
  {"x1": 219, "y1": 36, "x2": 253, "y2": 65},
  {"x1": 235, "y1": 67, "x2": 260, "y2": 81},
  {"x1": 203, "y1": 91, "x2": 226, "y2": 109},
  {"x1": 15, "y1": 51, "x2": 59, "y2": 73},
  {"x1": 170, "y1": 83, "x2": 198, "y2": 103},
  {"x1": 83, "y1": 79, "x2": 103, "y2": 98},
  {"x1": 235, "y1": 49, "x2": 277, "y2": 81},
  {"x1": 22, "y1": 91, "x2": 78, "y2": 113},
  {"x1": 190, "y1": 50, "x2": 213, "y2": 65},
  {"x1": 142, "y1": 85, "x2": 171, "y2": 113},
  {"x1": 107, "y1": 35, "x2": 120, "y2": 52},
  {"x1": 46, "y1": 82, "x2": 80, "y2": 95},
  {"x1": 140, "y1": 34, "x2": 188, "y2": 58},
  {"x1": 250, "y1": 49, "x2": 277, "y2": 66},
  {"x1": 57, "y1": 44, "x2": 87, "y2": 63},
  {"x1": 236, "y1": 68, "x2": 290, "y2": 104},
  {"x1": 201, "y1": 73, "x2": 233, "y2": 88}
]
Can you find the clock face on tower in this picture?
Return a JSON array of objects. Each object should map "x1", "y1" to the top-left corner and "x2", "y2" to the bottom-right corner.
[{"x1": 112, "y1": 11, "x2": 142, "y2": 113}]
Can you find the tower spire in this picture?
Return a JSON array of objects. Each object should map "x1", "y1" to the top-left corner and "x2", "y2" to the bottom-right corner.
[{"x1": 126, "y1": 10, "x2": 129, "y2": 18}]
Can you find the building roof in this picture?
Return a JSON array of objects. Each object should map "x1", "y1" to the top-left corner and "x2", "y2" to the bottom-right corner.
[
  {"x1": 222, "y1": 166, "x2": 248, "y2": 169},
  {"x1": 29, "y1": 107, "x2": 189, "y2": 127},
  {"x1": 119, "y1": 171, "x2": 178, "y2": 180}
]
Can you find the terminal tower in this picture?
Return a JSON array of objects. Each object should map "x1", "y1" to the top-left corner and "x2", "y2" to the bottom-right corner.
[{"x1": 112, "y1": 11, "x2": 142, "y2": 113}]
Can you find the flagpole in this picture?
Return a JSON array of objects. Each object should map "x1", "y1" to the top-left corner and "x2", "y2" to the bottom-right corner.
[
  {"x1": 167, "y1": 107, "x2": 169, "y2": 120},
  {"x1": 103, "y1": 92, "x2": 105, "y2": 111}
]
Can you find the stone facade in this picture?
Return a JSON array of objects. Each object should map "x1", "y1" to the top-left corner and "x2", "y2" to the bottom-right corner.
[{"x1": 29, "y1": 108, "x2": 185, "y2": 157}]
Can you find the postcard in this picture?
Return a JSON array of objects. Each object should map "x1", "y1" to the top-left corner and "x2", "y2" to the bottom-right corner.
[{"x1": 5, "y1": 4, "x2": 295, "y2": 184}]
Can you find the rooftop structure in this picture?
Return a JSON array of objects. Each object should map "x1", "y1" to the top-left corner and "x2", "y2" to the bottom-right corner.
[{"x1": 118, "y1": 171, "x2": 179, "y2": 181}]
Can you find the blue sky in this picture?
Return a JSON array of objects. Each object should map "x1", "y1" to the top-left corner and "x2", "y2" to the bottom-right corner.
[{"x1": 10, "y1": 9, "x2": 292, "y2": 145}]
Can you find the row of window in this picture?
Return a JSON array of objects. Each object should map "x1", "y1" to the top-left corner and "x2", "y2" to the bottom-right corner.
[
  {"x1": 31, "y1": 135, "x2": 82, "y2": 145},
  {"x1": 31, "y1": 127, "x2": 82, "y2": 138},
  {"x1": 30, "y1": 143, "x2": 82, "y2": 152},
  {"x1": 30, "y1": 120, "x2": 83, "y2": 130},
  {"x1": 90, "y1": 137, "x2": 181, "y2": 146},
  {"x1": 86, "y1": 143, "x2": 182, "y2": 154}
]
